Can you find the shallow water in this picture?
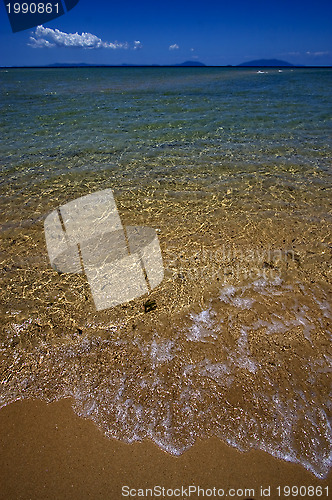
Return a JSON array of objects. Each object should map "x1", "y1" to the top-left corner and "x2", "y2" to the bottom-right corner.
[{"x1": 0, "y1": 67, "x2": 331, "y2": 478}]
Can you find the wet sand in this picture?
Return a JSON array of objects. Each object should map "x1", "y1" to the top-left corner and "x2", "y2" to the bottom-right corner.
[
  {"x1": 1, "y1": 181, "x2": 331, "y2": 484},
  {"x1": 0, "y1": 398, "x2": 330, "y2": 500},
  {"x1": 1, "y1": 68, "x2": 331, "y2": 499}
]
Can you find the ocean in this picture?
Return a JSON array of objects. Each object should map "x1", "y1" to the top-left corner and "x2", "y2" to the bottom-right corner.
[{"x1": 0, "y1": 67, "x2": 331, "y2": 478}]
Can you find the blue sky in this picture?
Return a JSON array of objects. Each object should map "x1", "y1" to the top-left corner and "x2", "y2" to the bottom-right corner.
[{"x1": 0, "y1": 0, "x2": 331, "y2": 66}]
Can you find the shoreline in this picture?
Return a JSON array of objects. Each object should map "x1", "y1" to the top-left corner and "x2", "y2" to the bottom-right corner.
[
  {"x1": 1, "y1": 67, "x2": 331, "y2": 499},
  {"x1": 0, "y1": 398, "x2": 330, "y2": 499}
]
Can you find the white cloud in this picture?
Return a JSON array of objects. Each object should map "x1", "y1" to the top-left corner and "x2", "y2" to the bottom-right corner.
[
  {"x1": 134, "y1": 40, "x2": 143, "y2": 50},
  {"x1": 28, "y1": 26, "x2": 129, "y2": 49},
  {"x1": 169, "y1": 44, "x2": 179, "y2": 50},
  {"x1": 29, "y1": 37, "x2": 56, "y2": 48},
  {"x1": 306, "y1": 51, "x2": 330, "y2": 57}
]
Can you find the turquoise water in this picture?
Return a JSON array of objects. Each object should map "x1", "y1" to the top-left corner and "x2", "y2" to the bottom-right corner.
[
  {"x1": 0, "y1": 67, "x2": 331, "y2": 478},
  {"x1": 1, "y1": 67, "x2": 331, "y2": 190}
]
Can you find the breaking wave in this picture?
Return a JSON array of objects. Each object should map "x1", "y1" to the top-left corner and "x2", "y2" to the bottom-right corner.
[{"x1": 1, "y1": 277, "x2": 331, "y2": 479}]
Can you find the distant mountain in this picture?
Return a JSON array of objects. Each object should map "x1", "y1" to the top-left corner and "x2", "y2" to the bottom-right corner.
[
  {"x1": 175, "y1": 61, "x2": 206, "y2": 66},
  {"x1": 238, "y1": 59, "x2": 295, "y2": 67},
  {"x1": 46, "y1": 61, "x2": 206, "y2": 68}
]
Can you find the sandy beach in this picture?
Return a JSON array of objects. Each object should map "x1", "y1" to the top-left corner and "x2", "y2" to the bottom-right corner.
[
  {"x1": 1, "y1": 68, "x2": 331, "y2": 499},
  {"x1": 0, "y1": 398, "x2": 331, "y2": 499}
]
